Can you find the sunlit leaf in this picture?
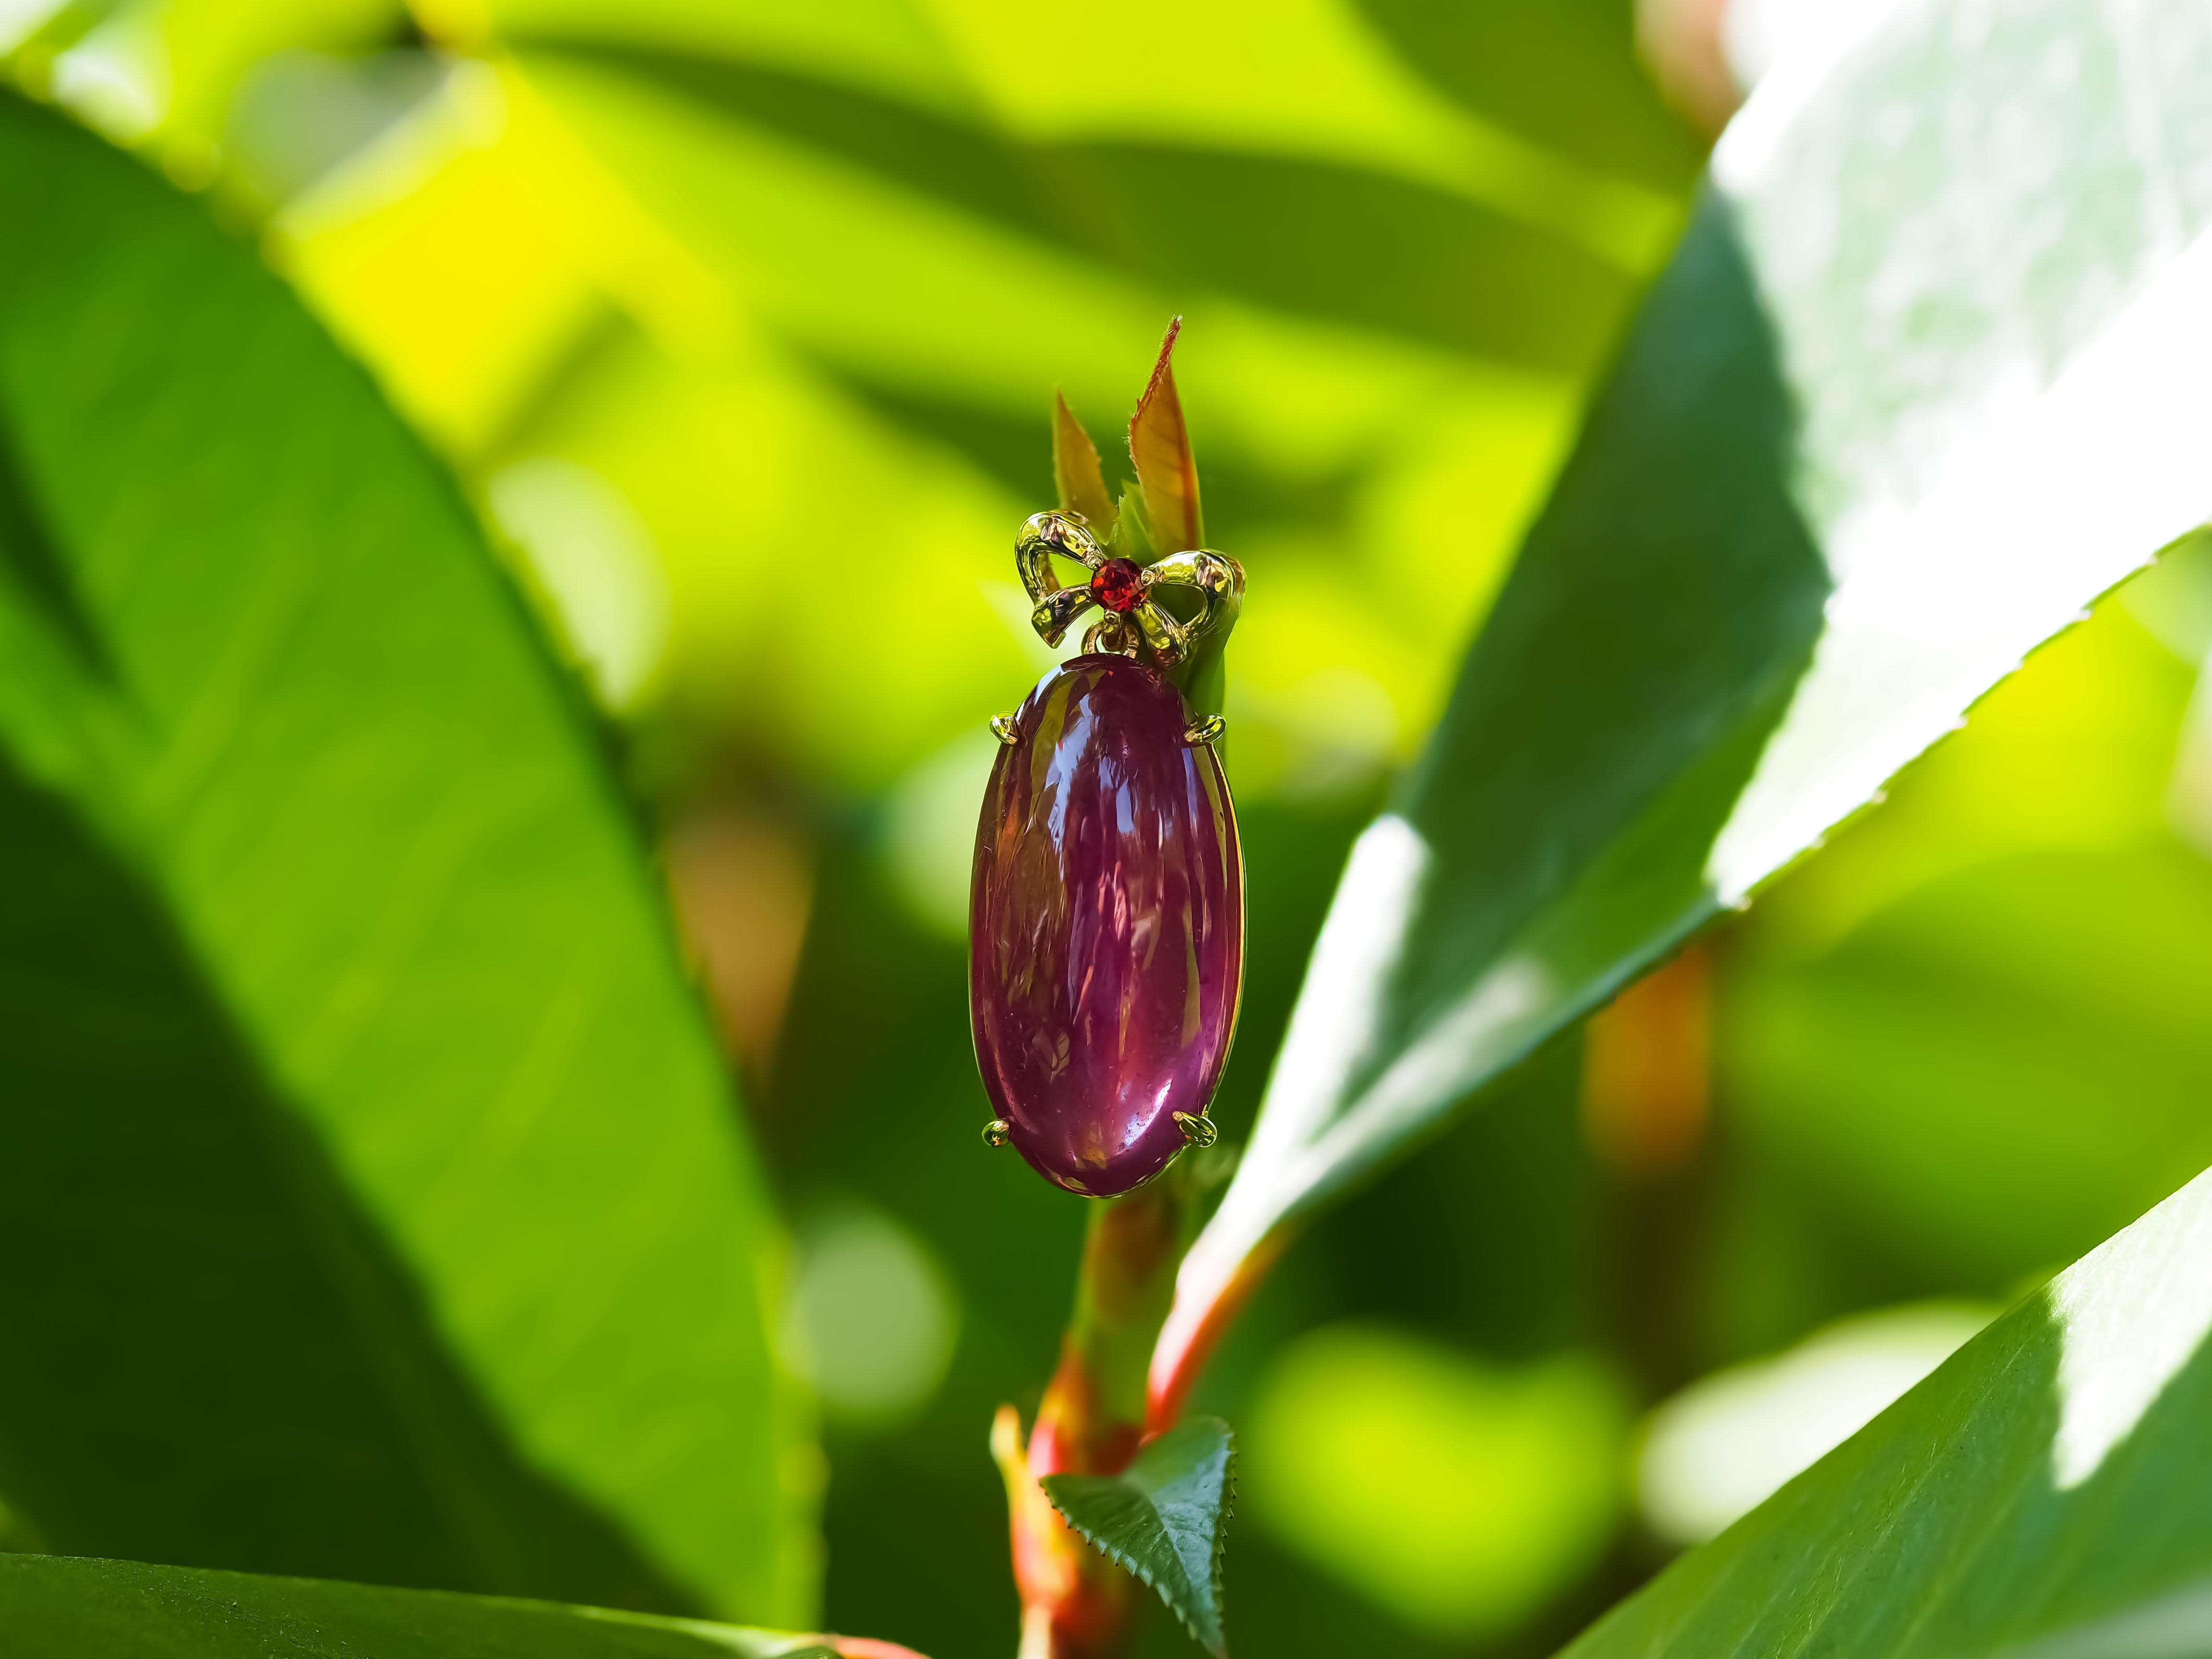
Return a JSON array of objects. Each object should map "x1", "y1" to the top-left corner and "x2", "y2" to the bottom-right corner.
[
  {"x1": 267, "y1": 56, "x2": 702, "y2": 461},
  {"x1": 0, "y1": 94, "x2": 807, "y2": 1619},
  {"x1": 0, "y1": 1555, "x2": 917, "y2": 1659},
  {"x1": 1042, "y1": 1418, "x2": 1235, "y2": 1658},
  {"x1": 1351, "y1": 0, "x2": 1707, "y2": 194},
  {"x1": 483, "y1": 0, "x2": 1682, "y2": 274},
  {"x1": 1128, "y1": 318, "x2": 1202, "y2": 556},
  {"x1": 1565, "y1": 1162, "x2": 2212, "y2": 1657},
  {"x1": 439, "y1": 0, "x2": 971, "y2": 115},
  {"x1": 1052, "y1": 389, "x2": 1116, "y2": 533},
  {"x1": 1157, "y1": 0, "x2": 2212, "y2": 1405},
  {"x1": 505, "y1": 41, "x2": 1638, "y2": 379}
]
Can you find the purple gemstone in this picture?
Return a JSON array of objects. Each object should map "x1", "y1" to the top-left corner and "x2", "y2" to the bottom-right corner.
[{"x1": 970, "y1": 655, "x2": 1244, "y2": 1196}]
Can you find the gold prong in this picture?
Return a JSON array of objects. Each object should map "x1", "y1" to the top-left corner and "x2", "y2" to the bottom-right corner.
[
  {"x1": 990, "y1": 715, "x2": 1020, "y2": 745},
  {"x1": 982, "y1": 1118, "x2": 1013, "y2": 1148},
  {"x1": 1172, "y1": 1110, "x2": 1218, "y2": 1148},
  {"x1": 1184, "y1": 714, "x2": 1226, "y2": 746}
]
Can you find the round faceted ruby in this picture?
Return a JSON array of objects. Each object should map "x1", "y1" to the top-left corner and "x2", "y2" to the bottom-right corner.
[
  {"x1": 1089, "y1": 557, "x2": 1145, "y2": 614},
  {"x1": 970, "y1": 655, "x2": 1243, "y2": 1196}
]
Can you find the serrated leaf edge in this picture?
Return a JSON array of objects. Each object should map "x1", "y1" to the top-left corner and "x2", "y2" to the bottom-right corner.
[{"x1": 1041, "y1": 1431, "x2": 1235, "y2": 1658}]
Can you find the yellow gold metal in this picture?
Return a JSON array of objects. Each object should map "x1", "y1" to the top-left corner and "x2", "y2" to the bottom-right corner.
[
  {"x1": 1082, "y1": 615, "x2": 1136, "y2": 656},
  {"x1": 1016, "y1": 510, "x2": 1104, "y2": 604},
  {"x1": 1184, "y1": 714, "x2": 1226, "y2": 746},
  {"x1": 990, "y1": 714, "x2": 1020, "y2": 745},
  {"x1": 1031, "y1": 585, "x2": 1097, "y2": 647},
  {"x1": 983, "y1": 1118, "x2": 1013, "y2": 1148},
  {"x1": 1130, "y1": 597, "x2": 1191, "y2": 665},
  {"x1": 1172, "y1": 1111, "x2": 1219, "y2": 1149},
  {"x1": 1145, "y1": 549, "x2": 1242, "y2": 627},
  {"x1": 1012, "y1": 513, "x2": 1244, "y2": 672}
]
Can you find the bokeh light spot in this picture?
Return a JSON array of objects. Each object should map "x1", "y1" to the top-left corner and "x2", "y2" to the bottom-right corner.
[
  {"x1": 782, "y1": 1205, "x2": 960, "y2": 1427},
  {"x1": 1246, "y1": 1323, "x2": 1626, "y2": 1637}
]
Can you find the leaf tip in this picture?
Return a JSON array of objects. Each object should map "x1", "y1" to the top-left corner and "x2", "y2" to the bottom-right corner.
[
  {"x1": 1138, "y1": 316, "x2": 1184, "y2": 413},
  {"x1": 1053, "y1": 390, "x2": 1116, "y2": 532},
  {"x1": 1128, "y1": 317, "x2": 1202, "y2": 555}
]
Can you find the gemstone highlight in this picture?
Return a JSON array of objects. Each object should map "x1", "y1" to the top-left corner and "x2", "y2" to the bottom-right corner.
[
  {"x1": 1088, "y1": 557, "x2": 1146, "y2": 614},
  {"x1": 970, "y1": 655, "x2": 1243, "y2": 1196}
]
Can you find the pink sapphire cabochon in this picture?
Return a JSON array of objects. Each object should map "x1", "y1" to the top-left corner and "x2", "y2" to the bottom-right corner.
[{"x1": 970, "y1": 655, "x2": 1244, "y2": 1196}]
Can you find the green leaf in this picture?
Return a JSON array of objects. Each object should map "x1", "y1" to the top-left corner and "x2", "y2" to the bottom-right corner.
[
  {"x1": 1052, "y1": 389, "x2": 1116, "y2": 534},
  {"x1": 1350, "y1": 0, "x2": 1708, "y2": 194},
  {"x1": 509, "y1": 40, "x2": 1643, "y2": 377},
  {"x1": 1127, "y1": 317, "x2": 1203, "y2": 557},
  {"x1": 0, "y1": 1554, "x2": 861, "y2": 1659},
  {"x1": 1161, "y1": 0, "x2": 2212, "y2": 1380},
  {"x1": 1731, "y1": 846, "x2": 2212, "y2": 1286},
  {"x1": 1042, "y1": 1417, "x2": 1236, "y2": 1658},
  {"x1": 1562, "y1": 1161, "x2": 2212, "y2": 1657},
  {"x1": 1719, "y1": 602, "x2": 2212, "y2": 1292},
  {"x1": 0, "y1": 94, "x2": 807, "y2": 1619}
]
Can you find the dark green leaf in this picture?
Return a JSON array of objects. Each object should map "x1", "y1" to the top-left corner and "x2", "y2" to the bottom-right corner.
[
  {"x1": 0, "y1": 1555, "x2": 849, "y2": 1659},
  {"x1": 1563, "y1": 1162, "x2": 2212, "y2": 1657},
  {"x1": 1042, "y1": 1417, "x2": 1236, "y2": 1658},
  {"x1": 0, "y1": 95, "x2": 804, "y2": 1618},
  {"x1": 1165, "y1": 0, "x2": 2212, "y2": 1366}
]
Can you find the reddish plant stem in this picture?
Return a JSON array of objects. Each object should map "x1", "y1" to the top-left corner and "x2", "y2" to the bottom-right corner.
[{"x1": 994, "y1": 1180, "x2": 1198, "y2": 1659}]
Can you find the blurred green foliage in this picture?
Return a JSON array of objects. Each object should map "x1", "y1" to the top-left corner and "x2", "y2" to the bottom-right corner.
[
  {"x1": 0, "y1": 92, "x2": 805, "y2": 1621},
  {"x1": 1714, "y1": 573, "x2": 2212, "y2": 1351},
  {"x1": 38, "y1": 0, "x2": 1692, "y2": 803},
  {"x1": 0, "y1": 1555, "x2": 846, "y2": 1658},
  {"x1": 8, "y1": 1, "x2": 2212, "y2": 1658},
  {"x1": 1244, "y1": 1329, "x2": 1625, "y2": 1638}
]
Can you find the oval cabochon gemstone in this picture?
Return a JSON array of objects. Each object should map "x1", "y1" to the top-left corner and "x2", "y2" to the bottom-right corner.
[{"x1": 970, "y1": 655, "x2": 1244, "y2": 1196}]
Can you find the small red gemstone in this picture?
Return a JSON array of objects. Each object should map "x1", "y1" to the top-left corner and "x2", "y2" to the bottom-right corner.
[{"x1": 1089, "y1": 558, "x2": 1145, "y2": 614}]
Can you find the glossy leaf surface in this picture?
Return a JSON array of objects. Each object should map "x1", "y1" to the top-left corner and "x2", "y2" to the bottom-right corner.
[
  {"x1": 1162, "y1": 0, "x2": 2212, "y2": 1382},
  {"x1": 1042, "y1": 1417, "x2": 1236, "y2": 1658},
  {"x1": 1563, "y1": 1162, "x2": 2212, "y2": 1658},
  {"x1": 0, "y1": 96, "x2": 804, "y2": 1619},
  {"x1": 0, "y1": 1556, "x2": 858, "y2": 1659}
]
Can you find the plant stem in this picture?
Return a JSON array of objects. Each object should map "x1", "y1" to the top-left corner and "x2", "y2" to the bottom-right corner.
[{"x1": 994, "y1": 1178, "x2": 1201, "y2": 1657}]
